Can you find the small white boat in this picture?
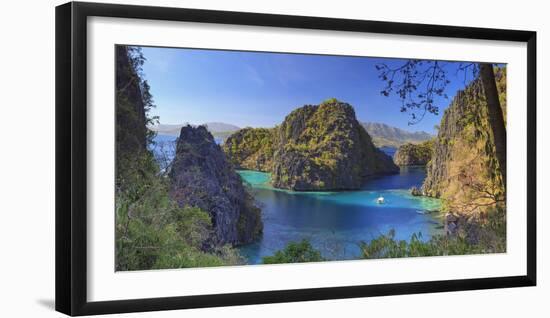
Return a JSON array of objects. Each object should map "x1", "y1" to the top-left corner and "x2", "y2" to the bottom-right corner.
[{"x1": 377, "y1": 196, "x2": 385, "y2": 204}]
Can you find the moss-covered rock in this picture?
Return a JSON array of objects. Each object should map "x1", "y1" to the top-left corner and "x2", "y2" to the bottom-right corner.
[
  {"x1": 272, "y1": 99, "x2": 399, "y2": 190},
  {"x1": 422, "y1": 68, "x2": 506, "y2": 215},
  {"x1": 225, "y1": 99, "x2": 398, "y2": 191},
  {"x1": 223, "y1": 127, "x2": 275, "y2": 172},
  {"x1": 393, "y1": 140, "x2": 433, "y2": 166}
]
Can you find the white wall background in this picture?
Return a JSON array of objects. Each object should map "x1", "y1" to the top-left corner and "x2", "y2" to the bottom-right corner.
[{"x1": 0, "y1": 0, "x2": 546, "y2": 317}]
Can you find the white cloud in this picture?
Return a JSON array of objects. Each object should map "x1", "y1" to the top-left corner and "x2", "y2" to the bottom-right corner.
[{"x1": 244, "y1": 64, "x2": 265, "y2": 86}]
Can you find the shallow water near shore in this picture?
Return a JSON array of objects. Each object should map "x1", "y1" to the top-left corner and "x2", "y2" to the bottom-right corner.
[{"x1": 237, "y1": 167, "x2": 442, "y2": 264}]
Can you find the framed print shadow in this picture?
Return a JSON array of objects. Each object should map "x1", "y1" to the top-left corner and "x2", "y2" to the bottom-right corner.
[{"x1": 55, "y1": 1, "x2": 536, "y2": 316}]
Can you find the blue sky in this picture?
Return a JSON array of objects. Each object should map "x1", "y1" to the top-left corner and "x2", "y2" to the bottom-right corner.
[{"x1": 139, "y1": 46, "x2": 475, "y2": 134}]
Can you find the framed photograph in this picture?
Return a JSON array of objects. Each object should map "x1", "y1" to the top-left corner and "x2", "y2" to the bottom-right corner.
[{"x1": 55, "y1": 1, "x2": 536, "y2": 316}]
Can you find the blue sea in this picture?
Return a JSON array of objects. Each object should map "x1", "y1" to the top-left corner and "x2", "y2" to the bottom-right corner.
[{"x1": 379, "y1": 146, "x2": 397, "y2": 157}]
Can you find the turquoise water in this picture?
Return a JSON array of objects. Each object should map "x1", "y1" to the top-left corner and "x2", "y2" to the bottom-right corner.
[{"x1": 237, "y1": 167, "x2": 442, "y2": 264}]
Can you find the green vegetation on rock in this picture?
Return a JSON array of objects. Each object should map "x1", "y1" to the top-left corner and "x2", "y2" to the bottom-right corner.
[
  {"x1": 401, "y1": 67, "x2": 509, "y2": 255},
  {"x1": 274, "y1": 99, "x2": 399, "y2": 190},
  {"x1": 422, "y1": 68, "x2": 506, "y2": 217},
  {"x1": 224, "y1": 99, "x2": 398, "y2": 191},
  {"x1": 223, "y1": 127, "x2": 276, "y2": 172},
  {"x1": 393, "y1": 140, "x2": 434, "y2": 166}
]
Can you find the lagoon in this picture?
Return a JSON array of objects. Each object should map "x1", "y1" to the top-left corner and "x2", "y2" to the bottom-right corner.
[
  {"x1": 237, "y1": 167, "x2": 442, "y2": 264},
  {"x1": 152, "y1": 134, "x2": 442, "y2": 264}
]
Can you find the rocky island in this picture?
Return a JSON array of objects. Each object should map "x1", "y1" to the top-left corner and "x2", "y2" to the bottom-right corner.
[
  {"x1": 169, "y1": 125, "x2": 263, "y2": 245},
  {"x1": 224, "y1": 99, "x2": 398, "y2": 191},
  {"x1": 224, "y1": 127, "x2": 276, "y2": 172},
  {"x1": 393, "y1": 140, "x2": 433, "y2": 166}
]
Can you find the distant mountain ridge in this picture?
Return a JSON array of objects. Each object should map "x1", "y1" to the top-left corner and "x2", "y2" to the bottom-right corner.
[
  {"x1": 361, "y1": 122, "x2": 433, "y2": 148},
  {"x1": 150, "y1": 121, "x2": 431, "y2": 148},
  {"x1": 149, "y1": 122, "x2": 241, "y2": 136},
  {"x1": 202, "y1": 122, "x2": 241, "y2": 133}
]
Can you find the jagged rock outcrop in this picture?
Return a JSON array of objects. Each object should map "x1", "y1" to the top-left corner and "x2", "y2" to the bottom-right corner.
[
  {"x1": 116, "y1": 46, "x2": 148, "y2": 162},
  {"x1": 272, "y1": 100, "x2": 398, "y2": 190},
  {"x1": 169, "y1": 125, "x2": 262, "y2": 245},
  {"x1": 226, "y1": 99, "x2": 398, "y2": 191},
  {"x1": 223, "y1": 127, "x2": 275, "y2": 172},
  {"x1": 422, "y1": 68, "x2": 506, "y2": 215},
  {"x1": 393, "y1": 140, "x2": 433, "y2": 166},
  {"x1": 410, "y1": 186, "x2": 423, "y2": 196}
]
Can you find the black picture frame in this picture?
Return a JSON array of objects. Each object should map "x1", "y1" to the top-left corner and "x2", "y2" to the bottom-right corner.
[{"x1": 55, "y1": 1, "x2": 537, "y2": 316}]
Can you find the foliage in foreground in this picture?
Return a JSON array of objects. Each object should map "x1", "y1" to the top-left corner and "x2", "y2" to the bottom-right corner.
[
  {"x1": 115, "y1": 157, "x2": 245, "y2": 271},
  {"x1": 360, "y1": 207, "x2": 506, "y2": 259},
  {"x1": 115, "y1": 46, "x2": 244, "y2": 271},
  {"x1": 259, "y1": 206, "x2": 505, "y2": 265},
  {"x1": 262, "y1": 240, "x2": 324, "y2": 264}
]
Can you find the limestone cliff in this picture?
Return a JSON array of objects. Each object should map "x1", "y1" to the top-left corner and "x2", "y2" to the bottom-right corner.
[
  {"x1": 223, "y1": 127, "x2": 275, "y2": 172},
  {"x1": 224, "y1": 99, "x2": 398, "y2": 191},
  {"x1": 115, "y1": 46, "x2": 148, "y2": 166},
  {"x1": 422, "y1": 68, "x2": 506, "y2": 214},
  {"x1": 169, "y1": 125, "x2": 263, "y2": 245},
  {"x1": 393, "y1": 140, "x2": 433, "y2": 166}
]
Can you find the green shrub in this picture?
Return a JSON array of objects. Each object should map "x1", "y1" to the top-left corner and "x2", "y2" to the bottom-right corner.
[
  {"x1": 262, "y1": 240, "x2": 324, "y2": 264},
  {"x1": 115, "y1": 169, "x2": 245, "y2": 270},
  {"x1": 360, "y1": 207, "x2": 506, "y2": 259}
]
